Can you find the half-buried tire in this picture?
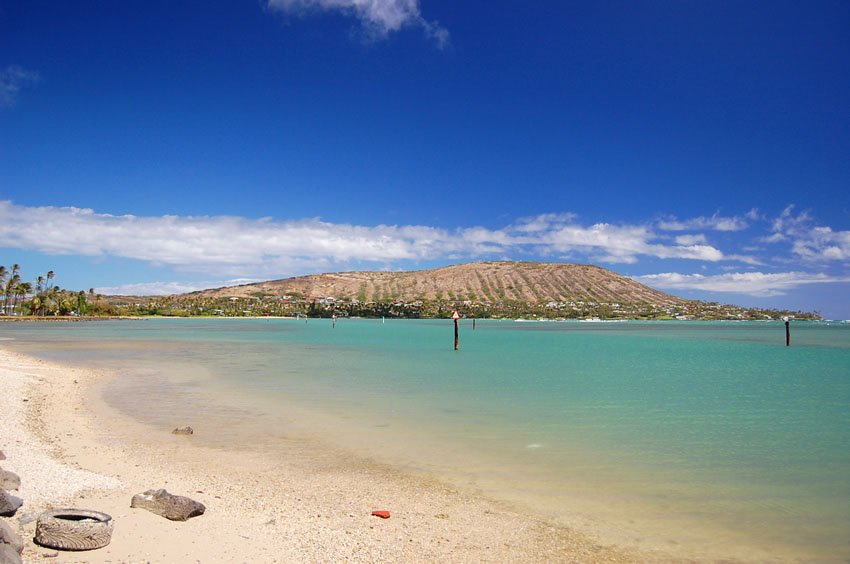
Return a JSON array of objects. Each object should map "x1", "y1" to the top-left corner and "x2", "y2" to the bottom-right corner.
[{"x1": 34, "y1": 509, "x2": 114, "y2": 551}]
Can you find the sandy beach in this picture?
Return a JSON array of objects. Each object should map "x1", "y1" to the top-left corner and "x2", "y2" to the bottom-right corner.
[{"x1": 0, "y1": 347, "x2": 650, "y2": 563}]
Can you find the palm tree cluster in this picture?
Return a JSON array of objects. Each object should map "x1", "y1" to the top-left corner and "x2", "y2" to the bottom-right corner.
[
  {"x1": 0, "y1": 265, "x2": 80, "y2": 316},
  {"x1": 0, "y1": 264, "x2": 31, "y2": 316}
]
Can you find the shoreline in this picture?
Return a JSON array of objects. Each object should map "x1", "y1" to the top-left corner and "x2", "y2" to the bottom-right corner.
[{"x1": 1, "y1": 347, "x2": 647, "y2": 563}]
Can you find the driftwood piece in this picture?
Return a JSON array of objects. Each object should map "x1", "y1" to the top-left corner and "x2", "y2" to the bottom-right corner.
[
  {"x1": 171, "y1": 426, "x2": 194, "y2": 435},
  {"x1": 34, "y1": 509, "x2": 114, "y2": 551}
]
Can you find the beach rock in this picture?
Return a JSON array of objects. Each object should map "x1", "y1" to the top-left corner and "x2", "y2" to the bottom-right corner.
[
  {"x1": 171, "y1": 426, "x2": 194, "y2": 435},
  {"x1": 0, "y1": 451, "x2": 5, "y2": 461},
  {"x1": 0, "y1": 520, "x2": 23, "y2": 554},
  {"x1": 0, "y1": 470, "x2": 20, "y2": 491},
  {"x1": 0, "y1": 492, "x2": 23, "y2": 517},
  {"x1": 130, "y1": 489, "x2": 205, "y2": 521},
  {"x1": 0, "y1": 544, "x2": 22, "y2": 564}
]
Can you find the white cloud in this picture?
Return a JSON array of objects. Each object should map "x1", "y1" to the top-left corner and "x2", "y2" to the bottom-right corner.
[
  {"x1": 266, "y1": 0, "x2": 448, "y2": 47},
  {"x1": 759, "y1": 232, "x2": 786, "y2": 243},
  {"x1": 792, "y1": 226, "x2": 850, "y2": 261},
  {"x1": 0, "y1": 65, "x2": 40, "y2": 107},
  {"x1": 501, "y1": 215, "x2": 725, "y2": 263},
  {"x1": 0, "y1": 201, "x2": 730, "y2": 277},
  {"x1": 657, "y1": 212, "x2": 749, "y2": 232},
  {"x1": 96, "y1": 279, "x2": 264, "y2": 296},
  {"x1": 770, "y1": 204, "x2": 811, "y2": 235},
  {"x1": 675, "y1": 234, "x2": 707, "y2": 245},
  {"x1": 635, "y1": 271, "x2": 850, "y2": 297},
  {"x1": 763, "y1": 205, "x2": 850, "y2": 262}
]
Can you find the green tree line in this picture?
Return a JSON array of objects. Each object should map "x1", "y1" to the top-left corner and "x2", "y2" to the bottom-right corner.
[{"x1": 0, "y1": 264, "x2": 111, "y2": 316}]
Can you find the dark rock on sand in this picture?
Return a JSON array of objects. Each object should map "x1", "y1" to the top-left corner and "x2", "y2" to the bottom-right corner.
[
  {"x1": 0, "y1": 492, "x2": 22, "y2": 517},
  {"x1": 0, "y1": 470, "x2": 20, "y2": 491},
  {"x1": 171, "y1": 426, "x2": 193, "y2": 435},
  {"x1": 0, "y1": 520, "x2": 23, "y2": 555},
  {"x1": 130, "y1": 489, "x2": 205, "y2": 521},
  {"x1": 0, "y1": 451, "x2": 5, "y2": 461},
  {"x1": 0, "y1": 543, "x2": 23, "y2": 564}
]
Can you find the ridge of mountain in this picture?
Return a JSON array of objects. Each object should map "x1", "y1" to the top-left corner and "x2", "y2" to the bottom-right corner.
[{"x1": 189, "y1": 261, "x2": 684, "y2": 306}]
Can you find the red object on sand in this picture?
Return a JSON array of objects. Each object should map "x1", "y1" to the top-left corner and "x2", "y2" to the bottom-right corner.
[{"x1": 371, "y1": 510, "x2": 391, "y2": 519}]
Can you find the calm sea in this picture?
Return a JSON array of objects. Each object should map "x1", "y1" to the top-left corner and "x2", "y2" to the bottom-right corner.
[{"x1": 3, "y1": 318, "x2": 849, "y2": 560}]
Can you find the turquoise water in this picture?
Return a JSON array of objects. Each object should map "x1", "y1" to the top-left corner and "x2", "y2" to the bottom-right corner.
[{"x1": 3, "y1": 318, "x2": 849, "y2": 559}]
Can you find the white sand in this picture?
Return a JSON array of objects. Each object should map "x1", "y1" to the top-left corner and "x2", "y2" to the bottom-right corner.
[
  {"x1": 1, "y1": 347, "x2": 650, "y2": 563},
  {"x1": 0, "y1": 352, "x2": 121, "y2": 506}
]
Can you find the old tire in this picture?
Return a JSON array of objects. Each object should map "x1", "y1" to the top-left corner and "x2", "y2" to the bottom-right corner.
[{"x1": 34, "y1": 509, "x2": 114, "y2": 551}]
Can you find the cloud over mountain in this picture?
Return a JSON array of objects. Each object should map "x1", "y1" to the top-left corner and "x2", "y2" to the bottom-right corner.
[
  {"x1": 0, "y1": 201, "x2": 729, "y2": 276},
  {"x1": 634, "y1": 271, "x2": 850, "y2": 297}
]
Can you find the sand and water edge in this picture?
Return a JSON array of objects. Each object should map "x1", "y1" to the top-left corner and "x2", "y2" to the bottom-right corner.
[{"x1": 0, "y1": 347, "x2": 655, "y2": 563}]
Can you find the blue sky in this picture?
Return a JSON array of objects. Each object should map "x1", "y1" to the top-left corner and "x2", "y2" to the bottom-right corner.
[{"x1": 1, "y1": 1, "x2": 849, "y2": 317}]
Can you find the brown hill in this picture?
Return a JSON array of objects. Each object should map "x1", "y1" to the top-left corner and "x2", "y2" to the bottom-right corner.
[{"x1": 190, "y1": 261, "x2": 683, "y2": 306}]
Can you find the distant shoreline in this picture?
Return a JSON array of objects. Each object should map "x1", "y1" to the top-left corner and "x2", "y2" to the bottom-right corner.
[
  {"x1": 0, "y1": 313, "x2": 822, "y2": 323},
  {"x1": 0, "y1": 315, "x2": 143, "y2": 322}
]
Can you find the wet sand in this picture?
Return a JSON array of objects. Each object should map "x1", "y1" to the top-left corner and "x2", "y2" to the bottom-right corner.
[{"x1": 1, "y1": 348, "x2": 652, "y2": 563}]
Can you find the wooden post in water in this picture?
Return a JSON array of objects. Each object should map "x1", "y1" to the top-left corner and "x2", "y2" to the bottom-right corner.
[
  {"x1": 332, "y1": 314, "x2": 336, "y2": 329},
  {"x1": 784, "y1": 316, "x2": 791, "y2": 346},
  {"x1": 472, "y1": 317, "x2": 476, "y2": 331},
  {"x1": 452, "y1": 310, "x2": 460, "y2": 351}
]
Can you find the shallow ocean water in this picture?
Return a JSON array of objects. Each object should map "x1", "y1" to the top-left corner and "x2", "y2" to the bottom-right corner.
[{"x1": 4, "y1": 318, "x2": 849, "y2": 559}]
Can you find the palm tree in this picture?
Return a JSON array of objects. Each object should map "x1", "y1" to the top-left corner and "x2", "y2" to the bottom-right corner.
[
  {"x1": 5, "y1": 270, "x2": 20, "y2": 316},
  {"x1": 36, "y1": 275, "x2": 46, "y2": 315},
  {"x1": 7, "y1": 274, "x2": 21, "y2": 316},
  {"x1": 46, "y1": 270, "x2": 55, "y2": 292},
  {"x1": 14, "y1": 282, "x2": 32, "y2": 316},
  {"x1": 3, "y1": 264, "x2": 19, "y2": 315},
  {"x1": 0, "y1": 266, "x2": 6, "y2": 315}
]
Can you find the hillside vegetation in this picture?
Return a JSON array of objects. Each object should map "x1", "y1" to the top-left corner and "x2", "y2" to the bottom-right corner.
[{"x1": 192, "y1": 261, "x2": 683, "y2": 306}]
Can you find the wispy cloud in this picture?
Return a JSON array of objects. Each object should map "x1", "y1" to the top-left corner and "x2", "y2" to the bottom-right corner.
[
  {"x1": 764, "y1": 205, "x2": 850, "y2": 261},
  {"x1": 634, "y1": 271, "x2": 850, "y2": 297},
  {"x1": 657, "y1": 211, "x2": 753, "y2": 232},
  {"x1": 0, "y1": 65, "x2": 40, "y2": 107},
  {"x1": 266, "y1": 0, "x2": 449, "y2": 47},
  {"x1": 0, "y1": 201, "x2": 729, "y2": 277}
]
